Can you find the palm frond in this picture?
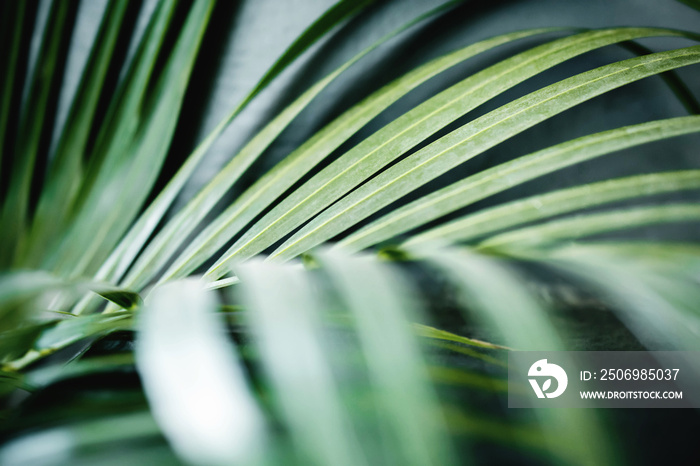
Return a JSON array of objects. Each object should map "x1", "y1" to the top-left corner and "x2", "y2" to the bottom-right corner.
[{"x1": 1, "y1": 0, "x2": 700, "y2": 464}]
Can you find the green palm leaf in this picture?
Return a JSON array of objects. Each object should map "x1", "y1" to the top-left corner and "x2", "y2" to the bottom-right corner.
[
  {"x1": 161, "y1": 27, "x2": 557, "y2": 283},
  {"x1": 341, "y1": 117, "x2": 700, "y2": 250},
  {"x1": 267, "y1": 44, "x2": 700, "y2": 262},
  {"x1": 97, "y1": 0, "x2": 384, "y2": 287},
  {"x1": 2, "y1": 1, "x2": 700, "y2": 465},
  {"x1": 117, "y1": 1, "x2": 469, "y2": 291},
  {"x1": 26, "y1": 0, "x2": 131, "y2": 266},
  {"x1": 317, "y1": 249, "x2": 456, "y2": 466},
  {"x1": 237, "y1": 259, "x2": 366, "y2": 466},
  {"x1": 415, "y1": 246, "x2": 617, "y2": 464},
  {"x1": 136, "y1": 279, "x2": 265, "y2": 465},
  {"x1": 208, "y1": 28, "x2": 700, "y2": 273},
  {"x1": 0, "y1": 0, "x2": 77, "y2": 265},
  {"x1": 479, "y1": 203, "x2": 700, "y2": 251}
]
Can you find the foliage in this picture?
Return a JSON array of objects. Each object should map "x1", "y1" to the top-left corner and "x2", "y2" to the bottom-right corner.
[{"x1": 1, "y1": 0, "x2": 700, "y2": 464}]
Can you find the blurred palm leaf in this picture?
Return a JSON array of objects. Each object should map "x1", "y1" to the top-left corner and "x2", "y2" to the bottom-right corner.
[{"x1": 1, "y1": 0, "x2": 700, "y2": 465}]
